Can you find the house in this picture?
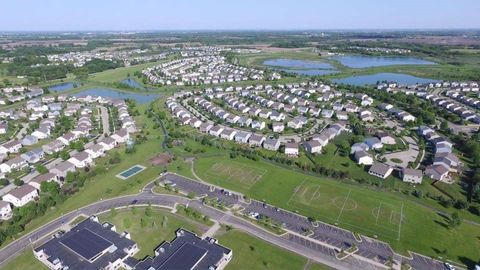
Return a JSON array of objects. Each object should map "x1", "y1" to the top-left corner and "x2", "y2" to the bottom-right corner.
[
  {"x1": 2, "y1": 185, "x2": 39, "y2": 207},
  {"x1": 0, "y1": 201, "x2": 12, "y2": 220},
  {"x1": 111, "y1": 129, "x2": 129, "y2": 144},
  {"x1": 336, "y1": 111, "x2": 348, "y2": 120},
  {"x1": 68, "y1": 151, "x2": 93, "y2": 168},
  {"x1": 42, "y1": 140, "x2": 65, "y2": 154},
  {"x1": 0, "y1": 122, "x2": 8, "y2": 134},
  {"x1": 251, "y1": 120, "x2": 266, "y2": 130},
  {"x1": 21, "y1": 148, "x2": 44, "y2": 164},
  {"x1": 263, "y1": 138, "x2": 280, "y2": 151},
  {"x1": 364, "y1": 137, "x2": 383, "y2": 150},
  {"x1": 433, "y1": 152, "x2": 459, "y2": 172},
  {"x1": 354, "y1": 151, "x2": 373, "y2": 165},
  {"x1": 248, "y1": 134, "x2": 265, "y2": 147},
  {"x1": 220, "y1": 129, "x2": 237, "y2": 141},
  {"x1": 98, "y1": 137, "x2": 117, "y2": 151},
  {"x1": 425, "y1": 165, "x2": 449, "y2": 181},
  {"x1": 199, "y1": 122, "x2": 213, "y2": 133},
  {"x1": 85, "y1": 144, "x2": 105, "y2": 159},
  {"x1": 234, "y1": 131, "x2": 251, "y2": 143},
  {"x1": 304, "y1": 140, "x2": 322, "y2": 154},
  {"x1": 272, "y1": 122, "x2": 284, "y2": 133},
  {"x1": 321, "y1": 109, "x2": 334, "y2": 118},
  {"x1": 377, "y1": 131, "x2": 396, "y2": 145},
  {"x1": 58, "y1": 132, "x2": 77, "y2": 145},
  {"x1": 50, "y1": 161, "x2": 76, "y2": 179},
  {"x1": 368, "y1": 162, "x2": 393, "y2": 179},
  {"x1": 29, "y1": 173, "x2": 59, "y2": 190},
  {"x1": 0, "y1": 156, "x2": 28, "y2": 173},
  {"x1": 284, "y1": 143, "x2": 299, "y2": 156},
  {"x1": 0, "y1": 140, "x2": 22, "y2": 154},
  {"x1": 312, "y1": 134, "x2": 329, "y2": 147},
  {"x1": 209, "y1": 126, "x2": 224, "y2": 137},
  {"x1": 22, "y1": 135, "x2": 39, "y2": 146},
  {"x1": 32, "y1": 126, "x2": 51, "y2": 139},
  {"x1": 401, "y1": 168, "x2": 423, "y2": 184}
]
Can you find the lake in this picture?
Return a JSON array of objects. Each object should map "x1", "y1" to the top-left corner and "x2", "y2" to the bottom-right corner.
[
  {"x1": 333, "y1": 73, "x2": 439, "y2": 86},
  {"x1": 120, "y1": 78, "x2": 144, "y2": 89},
  {"x1": 330, "y1": 55, "x2": 436, "y2": 68},
  {"x1": 74, "y1": 88, "x2": 160, "y2": 104},
  {"x1": 48, "y1": 82, "x2": 77, "y2": 92},
  {"x1": 263, "y1": 58, "x2": 338, "y2": 75}
]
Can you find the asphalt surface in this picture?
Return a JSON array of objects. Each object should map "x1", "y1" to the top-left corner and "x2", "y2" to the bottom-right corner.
[{"x1": 0, "y1": 173, "x2": 454, "y2": 270}]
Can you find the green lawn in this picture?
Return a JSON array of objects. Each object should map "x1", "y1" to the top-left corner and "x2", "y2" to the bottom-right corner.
[
  {"x1": 216, "y1": 228, "x2": 332, "y2": 270},
  {"x1": 99, "y1": 207, "x2": 207, "y2": 259},
  {"x1": 193, "y1": 155, "x2": 480, "y2": 265}
]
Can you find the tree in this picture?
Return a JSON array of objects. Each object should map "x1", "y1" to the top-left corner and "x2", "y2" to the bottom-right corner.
[
  {"x1": 448, "y1": 212, "x2": 461, "y2": 229},
  {"x1": 60, "y1": 151, "x2": 70, "y2": 161},
  {"x1": 13, "y1": 178, "x2": 24, "y2": 186},
  {"x1": 36, "y1": 164, "x2": 48, "y2": 174}
]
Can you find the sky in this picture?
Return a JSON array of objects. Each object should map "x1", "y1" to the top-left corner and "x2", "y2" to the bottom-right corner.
[{"x1": 1, "y1": 0, "x2": 479, "y2": 31}]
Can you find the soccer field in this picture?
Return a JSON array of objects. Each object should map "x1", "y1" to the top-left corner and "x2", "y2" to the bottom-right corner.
[
  {"x1": 203, "y1": 160, "x2": 267, "y2": 190},
  {"x1": 287, "y1": 181, "x2": 404, "y2": 240}
]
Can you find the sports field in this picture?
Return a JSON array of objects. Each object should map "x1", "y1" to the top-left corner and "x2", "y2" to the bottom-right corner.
[
  {"x1": 204, "y1": 161, "x2": 267, "y2": 190},
  {"x1": 194, "y1": 155, "x2": 480, "y2": 263},
  {"x1": 287, "y1": 181, "x2": 404, "y2": 240}
]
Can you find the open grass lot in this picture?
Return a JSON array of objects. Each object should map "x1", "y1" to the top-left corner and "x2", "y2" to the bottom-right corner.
[
  {"x1": 215, "y1": 228, "x2": 332, "y2": 270},
  {"x1": 194, "y1": 155, "x2": 480, "y2": 264},
  {"x1": 87, "y1": 61, "x2": 165, "y2": 84},
  {"x1": 204, "y1": 160, "x2": 267, "y2": 190},
  {"x1": 99, "y1": 207, "x2": 206, "y2": 259}
]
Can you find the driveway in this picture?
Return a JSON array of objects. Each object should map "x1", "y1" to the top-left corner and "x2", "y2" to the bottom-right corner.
[{"x1": 380, "y1": 136, "x2": 419, "y2": 168}]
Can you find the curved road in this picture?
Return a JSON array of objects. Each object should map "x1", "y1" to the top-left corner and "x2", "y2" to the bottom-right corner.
[{"x1": 0, "y1": 185, "x2": 359, "y2": 270}]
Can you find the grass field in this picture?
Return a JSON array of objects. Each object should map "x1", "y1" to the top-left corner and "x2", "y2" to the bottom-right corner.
[
  {"x1": 204, "y1": 161, "x2": 267, "y2": 190},
  {"x1": 215, "y1": 228, "x2": 332, "y2": 270},
  {"x1": 193, "y1": 155, "x2": 480, "y2": 264},
  {"x1": 99, "y1": 207, "x2": 206, "y2": 259}
]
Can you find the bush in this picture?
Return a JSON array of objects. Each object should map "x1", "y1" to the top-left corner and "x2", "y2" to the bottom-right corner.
[{"x1": 13, "y1": 178, "x2": 24, "y2": 186}]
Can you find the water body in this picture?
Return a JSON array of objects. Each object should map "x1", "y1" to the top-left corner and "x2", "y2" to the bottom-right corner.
[
  {"x1": 120, "y1": 78, "x2": 144, "y2": 89},
  {"x1": 263, "y1": 58, "x2": 338, "y2": 75},
  {"x1": 333, "y1": 73, "x2": 440, "y2": 86},
  {"x1": 330, "y1": 55, "x2": 436, "y2": 68},
  {"x1": 48, "y1": 82, "x2": 77, "y2": 92},
  {"x1": 74, "y1": 88, "x2": 160, "y2": 104}
]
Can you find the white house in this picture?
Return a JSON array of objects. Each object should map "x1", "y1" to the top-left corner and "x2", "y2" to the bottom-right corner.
[
  {"x1": 368, "y1": 162, "x2": 393, "y2": 179},
  {"x1": 0, "y1": 201, "x2": 12, "y2": 220},
  {"x1": 354, "y1": 151, "x2": 373, "y2": 165},
  {"x1": 111, "y1": 129, "x2": 129, "y2": 144},
  {"x1": 401, "y1": 168, "x2": 423, "y2": 184},
  {"x1": 99, "y1": 137, "x2": 117, "y2": 151},
  {"x1": 284, "y1": 143, "x2": 299, "y2": 157},
  {"x1": 68, "y1": 151, "x2": 93, "y2": 168},
  {"x1": 2, "y1": 185, "x2": 39, "y2": 207},
  {"x1": 304, "y1": 140, "x2": 322, "y2": 154}
]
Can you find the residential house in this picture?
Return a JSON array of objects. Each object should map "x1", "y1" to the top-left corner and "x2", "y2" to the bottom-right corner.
[
  {"x1": 248, "y1": 134, "x2": 265, "y2": 147},
  {"x1": 368, "y1": 162, "x2": 393, "y2": 179},
  {"x1": 68, "y1": 151, "x2": 93, "y2": 168},
  {"x1": 0, "y1": 201, "x2": 12, "y2": 220},
  {"x1": 29, "y1": 173, "x2": 59, "y2": 190},
  {"x1": 263, "y1": 138, "x2": 280, "y2": 151},
  {"x1": 2, "y1": 185, "x2": 39, "y2": 207},
  {"x1": 284, "y1": 143, "x2": 299, "y2": 157},
  {"x1": 401, "y1": 168, "x2": 423, "y2": 184},
  {"x1": 304, "y1": 140, "x2": 322, "y2": 154},
  {"x1": 50, "y1": 161, "x2": 76, "y2": 180},
  {"x1": 354, "y1": 151, "x2": 373, "y2": 165}
]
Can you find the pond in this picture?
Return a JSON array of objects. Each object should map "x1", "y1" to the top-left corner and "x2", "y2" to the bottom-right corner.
[
  {"x1": 74, "y1": 88, "x2": 160, "y2": 104},
  {"x1": 330, "y1": 55, "x2": 436, "y2": 68},
  {"x1": 263, "y1": 58, "x2": 338, "y2": 75},
  {"x1": 48, "y1": 82, "x2": 78, "y2": 92},
  {"x1": 120, "y1": 78, "x2": 144, "y2": 89},
  {"x1": 333, "y1": 73, "x2": 439, "y2": 86}
]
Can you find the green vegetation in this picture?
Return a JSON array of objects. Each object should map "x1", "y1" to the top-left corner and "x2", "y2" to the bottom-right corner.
[
  {"x1": 99, "y1": 207, "x2": 205, "y2": 259},
  {"x1": 216, "y1": 229, "x2": 321, "y2": 270}
]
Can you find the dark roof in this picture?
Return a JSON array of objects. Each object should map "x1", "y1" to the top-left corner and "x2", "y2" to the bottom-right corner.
[
  {"x1": 35, "y1": 217, "x2": 136, "y2": 269},
  {"x1": 60, "y1": 228, "x2": 112, "y2": 261},
  {"x1": 133, "y1": 229, "x2": 231, "y2": 270}
]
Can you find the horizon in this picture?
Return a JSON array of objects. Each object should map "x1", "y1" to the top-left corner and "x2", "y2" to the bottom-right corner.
[{"x1": 1, "y1": 0, "x2": 479, "y2": 31}]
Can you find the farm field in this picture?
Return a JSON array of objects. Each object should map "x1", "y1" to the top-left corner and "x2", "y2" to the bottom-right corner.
[{"x1": 193, "y1": 155, "x2": 480, "y2": 264}]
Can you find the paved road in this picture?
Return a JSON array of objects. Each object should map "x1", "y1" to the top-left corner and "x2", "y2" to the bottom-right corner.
[{"x1": 380, "y1": 136, "x2": 419, "y2": 168}]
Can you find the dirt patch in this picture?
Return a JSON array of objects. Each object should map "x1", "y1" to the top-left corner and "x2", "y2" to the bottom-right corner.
[{"x1": 149, "y1": 153, "x2": 173, "y2": 166}]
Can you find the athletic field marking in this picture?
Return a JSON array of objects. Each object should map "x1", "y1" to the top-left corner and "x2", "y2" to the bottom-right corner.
[
  {"x1": 397, "y1": 202, "x2": 404, "y2": 241},
  {"x1": 375, "y1": 202, "x2": 383, "y2": 225},
  {"x1": 310, "y1": 186, "x2": 321, "y2": 202},
  {"x1": 286, "y1": 180, "x2": 306, "y2": 205},
  {"x1": 205, "y1": 162, "x2": 267, "y2": 189},
  {"x1": 336, "y1": 189, "x2": 352, "y2": 222}
]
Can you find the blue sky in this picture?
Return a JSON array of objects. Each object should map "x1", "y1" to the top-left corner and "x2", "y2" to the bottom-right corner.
[{"x1": 1, "y1": 0, "x2": 479, "y2": 31}]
